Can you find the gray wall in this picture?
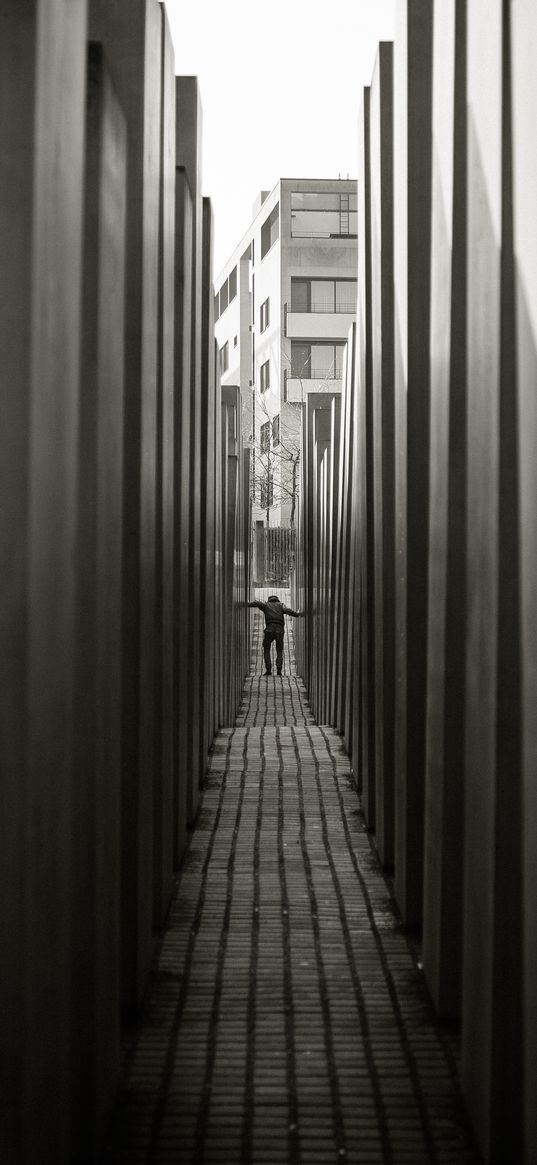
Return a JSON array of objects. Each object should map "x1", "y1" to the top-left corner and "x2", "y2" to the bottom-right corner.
[{"x1": 0, "y1": 4, "x2": 251, "y2": 1161}]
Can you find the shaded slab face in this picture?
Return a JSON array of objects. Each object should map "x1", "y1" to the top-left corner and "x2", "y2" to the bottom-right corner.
[
  {"x1": 369, "y1": 42, "x2": 395, "y2": 869},
  {"x1": 0, "y1": 2, "x2": 88, "y2": 1162},
  {"x1": 512, "y1": 3, "x2": 537, "y2": 1159},
  {"x1": 422, "y1": 0, "x2": 466, "y2": 1021},
  {"x1": 464, "y1": 0, "x2": 523, "y2": 1159},
  {"x1": 71, "y1": 41, "x2": 127, "y2": 1160},
  {"x1": 392, "y1": 0, "x2": 433, "y2": 927},
  {"x1": 89, "y1": 0, "x2": 163, "y2": 1012}
]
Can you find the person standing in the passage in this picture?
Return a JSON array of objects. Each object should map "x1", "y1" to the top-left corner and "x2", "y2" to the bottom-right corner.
[{"x1": 247, "y1": 594, "x2": 303, "y2": 676}]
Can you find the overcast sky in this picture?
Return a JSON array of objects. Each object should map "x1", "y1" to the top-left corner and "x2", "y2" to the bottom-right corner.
[{"x1": 163, "y1": 0, "x2": 395, "y2": 275}]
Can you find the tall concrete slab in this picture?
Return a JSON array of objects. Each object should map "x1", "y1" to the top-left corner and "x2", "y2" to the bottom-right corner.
[
  {"x1": 0, "y1": 2, "x2": 87, "y2": 1160},
  {"x1": 173, "y1": 167, "x2": 193, "y2": 865},
  {"x1": 393, "y1": 0, "x2": 433, "y2": 925},
  {"x1": 176, "y1": 77, "x2": 204, "y2": 825},
  {"x1": 153, "y1": 4, "x2": 176, "y2": 928},
  {"x1": 370, "y1": 43, "x2": 395, "y2": 868},
  {"x1": 464, "y1": 1, "x2": 523, "y2": 1157},
  {"x1": 357, "y1": 87, "x2": 376, "y2": 826},
  {"x1": 512, "y1": 4, "x2": 537, "y2": 1158},
  {"x1": 89, "y1": 0, "x2": 163, "y2": 1010},
  {"x1": 200, "y1": 198, "x2": 217, "y2": 770},
  {"x1": 422, "y1": 0, "x2": 466, "y2": 1020},
  {"x1": 71, "y1": 44, "x2": 126, "y2": 1159}
]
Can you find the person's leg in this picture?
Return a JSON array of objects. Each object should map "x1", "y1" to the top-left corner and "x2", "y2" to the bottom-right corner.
[
  {"x1": 263, "y1": 629, "x2": 273, "y2": 674},
  {"x1": 275, "y1": 629, "x2": 284, "y2": 674}
]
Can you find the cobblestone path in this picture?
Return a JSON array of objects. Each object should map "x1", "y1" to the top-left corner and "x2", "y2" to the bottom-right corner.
[{"x1": 103, "y1": 593, "x2": 480, "y2": 1164}]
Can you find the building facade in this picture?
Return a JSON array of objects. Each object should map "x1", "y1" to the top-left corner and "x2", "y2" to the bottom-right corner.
[{"x1": 214, "y1": 178, "x2": 358, "y2": 530}]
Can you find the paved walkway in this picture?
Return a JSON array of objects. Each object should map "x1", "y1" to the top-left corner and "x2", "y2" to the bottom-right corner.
[{"x1": 103, "y1": 593, "x2": 479, "y2": 1164}]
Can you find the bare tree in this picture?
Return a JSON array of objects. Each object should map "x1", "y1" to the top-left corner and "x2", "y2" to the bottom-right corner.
[{"x1": 251, "y1": 351, "x2": 341, "y2": 526}]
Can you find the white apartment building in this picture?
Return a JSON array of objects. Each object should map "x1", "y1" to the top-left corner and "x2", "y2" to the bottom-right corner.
[{"x1": 214, "y1": 177, "x2": 358, "y2": 528}]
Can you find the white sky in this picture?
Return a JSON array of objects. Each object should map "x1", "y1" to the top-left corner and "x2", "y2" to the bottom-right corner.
[{"x1": 162, "y1": 0, "x2": 396, "y2": 275}]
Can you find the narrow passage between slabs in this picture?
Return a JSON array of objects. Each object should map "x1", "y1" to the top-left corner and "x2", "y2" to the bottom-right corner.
[{"x1": 103, "y1": 590, "x2": 480, "y2": 1165}]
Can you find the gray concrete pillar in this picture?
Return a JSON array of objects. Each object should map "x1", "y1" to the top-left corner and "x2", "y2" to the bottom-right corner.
[
  {"x1": 175, "y1": 77, "x2": 204, "y2": 825},
  {"x1": 422, "y1": 0, "x2": 467, "y2": 1022},
  {"x1": 153, "y1": 4, "x2": 176, "y2": 929},
  {"x1": 357, "y1": 86, "x2": 376, "y2": 829},
  {"x1": 200, "y1": 198, "x2": 217, "y2": 771},
  {"x1": 70, "y1": 43, "x2": 127, "y2": 1159},
  {"x1": 512, "y1": 4, "x2": 537, "y2": 1158},
  {"x1": 173, "y1": 167, "x2": 193, "y2": 866},
  {"x1": 393, "y1": 0, "x2": 433, "y2": 926},
  {"x1": 463, "y1": 1, "x2": 523, "y2": 1157},
  {"x1": 0, "y1": 2, "x2": 88, "y2": 1159},
  {"x1": 89, "y1": 0, "x2": 163, "y2": 1011},
  {"x1": 370, "y1": 44, "x2": 396, "y2": 869}
]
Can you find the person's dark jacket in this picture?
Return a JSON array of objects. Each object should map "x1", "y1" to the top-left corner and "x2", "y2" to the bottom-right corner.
[{"x1": 247, "y1": 598, "x2": 301, "y2": 629}]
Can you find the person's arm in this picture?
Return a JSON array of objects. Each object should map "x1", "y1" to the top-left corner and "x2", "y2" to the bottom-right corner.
[
  {"x1": 247, "y1": 600, "x2": 265, "y2": 612},
  {"x1": 282, "y1": 605, "x2": 303, "y2": 617}
]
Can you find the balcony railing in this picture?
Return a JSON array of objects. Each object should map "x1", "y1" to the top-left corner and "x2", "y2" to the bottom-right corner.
[
  {"x1": 286, "y1": 301, "x2": 356, "y2": 315},
  {"x1": 286, "y1": 367, "x2": 343, "y2": 382}
]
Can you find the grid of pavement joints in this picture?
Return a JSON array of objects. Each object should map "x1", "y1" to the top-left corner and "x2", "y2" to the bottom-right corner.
[{"x1": 102, "y1": 593, "x2": 480, "y2": 1164}]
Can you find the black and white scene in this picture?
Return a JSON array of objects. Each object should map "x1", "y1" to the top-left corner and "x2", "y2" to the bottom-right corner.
[{"x1": 1, "y1": 1, "x2": 536, "y2": 1162}]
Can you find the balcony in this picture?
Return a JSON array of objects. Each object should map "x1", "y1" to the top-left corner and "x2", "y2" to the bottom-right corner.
[{"x1": 284, "y1": 301, "x2": 356, "y2": 340}]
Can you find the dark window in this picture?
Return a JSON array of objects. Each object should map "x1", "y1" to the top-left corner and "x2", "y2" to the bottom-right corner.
[
  {"x1": 260, "y1": 471, "x2": 274, "y2": 510},
  {"x1": 290, "y1": 341, "x2": 345, "y2": 379},
  {"x1": 272, "y1": 414, "x2": 280, "y2": 446},
  {"x1": 214, "y1": 293, "x2": 220, "y2": 322},
  {"x1": 290, "y1": 277, "x2": 356, "y2": 313},
  {"x1": 219, "y1": 281, "x2": 229, "y2": 314},
  {"x1": 260, "y1": 297, "x2": 270, "y2": 332},
  {"x1": 261, "y1": 203, "x2": 279, "y2": 258},
  {"x1": 219, "y1": 341, "x2": 229, "y2": 374},
  {"x1": 228, "y1": 265, "x2": 237, "y2": 302},
  {"x1": 260, "y1": 359, "x2": 270, "y2": 393},
  {"x1": 260, "y1": 420, "x2": 270, "y2": 453},
  {"x1": 290, "y1": 189, "x2": 358, "y2": 238}
]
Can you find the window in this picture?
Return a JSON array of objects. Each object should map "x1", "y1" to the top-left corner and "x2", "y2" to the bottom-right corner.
[
  {"x1": 217, "y1": 266, "x2": 238, "y2": 318},
  {"x1": 219, "y1": 341, "x2": 229, "y2": 374},
  {"x1": 290, "y1": 190, "x2": 358, "y2": 239},
  {"x1": 260, "y1": 297, "x2": 270, "y2": 332},
  {"x1": 260, "y1": 420, "x2": 270, "y2": 453},
  {"x1": 290, "y1": 341, "x2": 345, "y2": 379},
  {"x1": 290, "y1": 277, "x2": 357, "y2": 314},
  {"x1": 260, "y1": 471, "x2": 274, "y2": 510},
  {"x1": 260, "y1": 359, "x2": 270, "y2": 393},
  {"x1": 272, "y1": 414, "x2": 280, "y2": 447},
  {"x1": 261, "y1": 203, "x2": 279, "y2": 258}
]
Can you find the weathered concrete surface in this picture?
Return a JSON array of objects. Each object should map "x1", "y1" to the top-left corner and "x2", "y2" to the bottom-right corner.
[
  {"x1": 153, "y1": 3, "x2": 176, "y2": 930},
  {"x1": 89, "y1": 0, "x2": 162, "y2": 1011},
  {"x1": 71, "y1": 43, "x2": 126, "y2": 1161},
  {"x1": 422, "y1": 0, "x2": 466, "y2": 1021},
  {"x1": 512, "y1": 4, "x2": 537, "y2": 1159},
  {"x1": 464, "y1": 1, "x2": 523, "y2": 1159},
  {"x1": 370, "y1": 43, "x2": 395, "y2": 869},
  {"x1": 392, "y1": 0, "x2": 433, "y2": 926},
  {"x1": 200, "y1": 198, "x2": 216, "y2": 777},
  {"x1": 357, "y1": 87, "x2": 376, "y2": 829},
  {"x1": 173, "y1": 167, "x2": 193, "y2": 866},
  {"x1": 176, "y1": 77, "x2": 204, "y2": 826},
  {"x1": 0, "y1": 2, "x2": 87, "y2": 1161}
]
